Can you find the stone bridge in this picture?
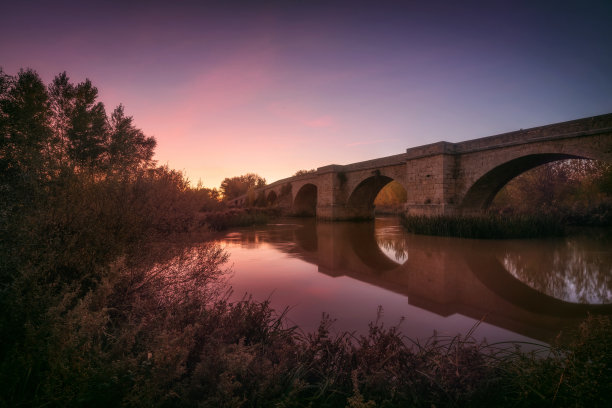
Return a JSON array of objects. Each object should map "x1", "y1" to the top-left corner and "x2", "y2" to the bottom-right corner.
[{"x1": 232, "y1": 113, "x2": 612, "y2": 220}]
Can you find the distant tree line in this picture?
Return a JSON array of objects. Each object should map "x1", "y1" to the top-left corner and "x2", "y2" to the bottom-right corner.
[{"x1": 220, "y1": 172, "x2": 266, "y2": 200}]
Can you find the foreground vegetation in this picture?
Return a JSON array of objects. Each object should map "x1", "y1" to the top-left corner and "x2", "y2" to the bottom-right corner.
[{"x1": 2, "y1": 68, "x2": 611, "y2": 406}]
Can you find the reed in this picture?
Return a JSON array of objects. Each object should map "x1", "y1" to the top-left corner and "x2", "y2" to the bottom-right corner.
[{"x1": 401, "y1": 213, "x2": 566, "y2": 238}]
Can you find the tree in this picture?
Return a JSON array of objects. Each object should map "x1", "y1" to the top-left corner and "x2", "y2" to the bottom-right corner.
[
  {"x1": 107, "y1": 104, "x2": 156, "y2": 174},
  {"x1": 66, "y1": 79, "x2": 108, "y2": 169},
  {"x1": 48, "y1": 72, "x2": 74, "y2": 152},
  {"x1": 0, "y1": 69, "x2": 53, "y2": 183},
  {"x1": 220, "y1": 173, "x2": 266, "y2": 200}
]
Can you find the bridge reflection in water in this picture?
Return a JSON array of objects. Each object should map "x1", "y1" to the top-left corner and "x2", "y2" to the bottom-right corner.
[{"x1": 220, "y1": 218, "x2": 612, "y2": 343}]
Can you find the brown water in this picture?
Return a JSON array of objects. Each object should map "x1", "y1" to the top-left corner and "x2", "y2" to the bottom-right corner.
[{"x1": 217, "y1": 217, "x2": 612, "y2": 344}]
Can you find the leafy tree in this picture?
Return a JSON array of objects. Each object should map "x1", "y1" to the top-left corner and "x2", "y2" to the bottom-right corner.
[
  {"x1": 220, "y1": 173, "x2": 266, "y2": 200},
  {"x1": 0, "y1": 68, "x2": 54, "y2": 200},
  {"x1": 107, "y1": 104, "x2": 156, "y2": 174},
  {"x1": 66, "y1": 79, "x2": 108, "y2": 169}
]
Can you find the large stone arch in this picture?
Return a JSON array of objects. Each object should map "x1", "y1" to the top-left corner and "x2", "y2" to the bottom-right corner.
[
  {"x1": 460, "y1": 153, "x2": 584, "y2": 211},
  {"x1": 293, "y1": 183, "x2": 318, "y2": 216},
  {"x1": 458, "y1": 134, "x2": 612, "y2": 213},
  {"x1": 345, "y1": 174, "x2": 405, "y2": 219}
]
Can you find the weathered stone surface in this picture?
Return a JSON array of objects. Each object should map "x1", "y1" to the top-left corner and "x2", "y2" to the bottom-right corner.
[{"x1": 232, "y1": 113, "x2": 612, "y2": 219}]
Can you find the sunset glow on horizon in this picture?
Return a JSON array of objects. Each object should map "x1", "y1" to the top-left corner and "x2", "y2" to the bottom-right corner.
[{"x1": 2, "y1": 0, "x2": 611, "y2": 188}]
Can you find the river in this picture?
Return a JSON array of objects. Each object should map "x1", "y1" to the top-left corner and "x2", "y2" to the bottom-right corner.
[{"x1": 215, "y1": 216, "x2": 612, "y2": 345}]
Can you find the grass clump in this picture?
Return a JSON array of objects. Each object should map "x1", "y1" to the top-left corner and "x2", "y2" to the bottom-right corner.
[{"x1": 401, "y1": 213, "x2": 565, "y2": 239}]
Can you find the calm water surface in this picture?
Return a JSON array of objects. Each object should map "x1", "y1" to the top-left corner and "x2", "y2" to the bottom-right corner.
[{"x1": 216, "y1": 217, "x2": 612, "y2": 344}]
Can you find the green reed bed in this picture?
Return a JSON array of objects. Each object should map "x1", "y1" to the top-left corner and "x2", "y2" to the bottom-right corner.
[{"x1": 401, "y1": 213, "x2": 566, "y2": 239}]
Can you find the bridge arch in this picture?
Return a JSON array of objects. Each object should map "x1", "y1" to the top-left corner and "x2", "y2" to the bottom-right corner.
[
  {"x1": 293, "y1": 183, "x2": 318, "y2": 216},
  {"x1": 460, "y1": 153, "x2": 588, "y2": 211},
  {"x1": 267, "y1": 190, "x2": 278, "y2": 206},
  {"x1": 346, "y1": 174, "x2": 406, "y2": 219}
]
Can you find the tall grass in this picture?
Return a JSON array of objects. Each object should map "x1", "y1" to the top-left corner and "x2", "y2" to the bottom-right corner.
[{"x1": 401, "y1": 213, "x2": 566, "y2": 238}]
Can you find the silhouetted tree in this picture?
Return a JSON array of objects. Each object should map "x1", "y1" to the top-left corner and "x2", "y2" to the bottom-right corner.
[
  {"x1": 0, "y1": 68, "x2": 53, "y2": 187},
  {"x1": 220, "y1": 173, "x2": 266, "y2": 200},
  {"x1": 48, "y1": 71, "x2": 75, "y2": 161},
  {"x1": 66, "y1": 79, "x2": 107, "y2": 169},
  {"x1": 108, "y1": 104, "x2": 156, "y2": 174}
]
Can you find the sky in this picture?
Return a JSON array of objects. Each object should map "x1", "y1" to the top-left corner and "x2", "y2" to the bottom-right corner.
[{"x1": 2, "y1": 0, "x2": 612, "y2": 188}]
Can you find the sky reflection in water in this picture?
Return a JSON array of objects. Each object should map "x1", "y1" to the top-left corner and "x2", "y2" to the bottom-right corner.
[{"x1": 217, "y1": 218, "x2": 612, "y2": 344}]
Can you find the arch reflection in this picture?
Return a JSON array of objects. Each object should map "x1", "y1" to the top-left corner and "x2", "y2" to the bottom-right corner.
[{"x1": 221, "y1": 218, "x2": 612, "y2": 342}]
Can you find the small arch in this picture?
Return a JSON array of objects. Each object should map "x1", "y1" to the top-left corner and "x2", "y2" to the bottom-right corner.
[
  {"x1": 267, "y1": 190, "x2": 278, "y2": 206},
  {"x1": 293, "y1": 183, "x2": 317, "y2": 216},
  {"x1": 460, "y1": 153, "x2": 584, "y2": 212}
]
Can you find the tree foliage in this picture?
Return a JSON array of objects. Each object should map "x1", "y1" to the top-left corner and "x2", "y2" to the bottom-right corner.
[
  {"x1": 220, "y1": 172, "x2": 266, "y2": 200},
  {"x1": 293, "y1": 168, "x2": 316, "y2": 176},
  {"x1": 0, "y1": 69, "x2": 217, "y2": 406},
  {"x1": 492, "y1": 159, "x2": 612, "y2": 220},
  {"x1": 108, "y1": 104, "x2": 156, "y2": 173},
  {"x1": 374, "y1": 180, "x2": 407, "y2": 207},
  {"x1": 1, "y1": 69, "x2": 156, "y2": 182}
]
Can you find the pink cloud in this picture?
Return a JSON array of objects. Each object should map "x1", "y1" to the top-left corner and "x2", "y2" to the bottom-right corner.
[{"x1": 126, "y1": 44, "x2": 278, "y2": 139}]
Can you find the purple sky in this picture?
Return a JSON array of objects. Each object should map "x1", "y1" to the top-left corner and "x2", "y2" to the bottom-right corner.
[{"x1": 2, "y1": 0, "x2": 611, "y2": 188}]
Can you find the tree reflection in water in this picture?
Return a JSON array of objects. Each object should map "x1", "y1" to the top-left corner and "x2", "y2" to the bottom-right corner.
[
  {"x1": 501, "y1": 229, "x2": 612, "y2": 304},
  {"x1": 374, "y1": 218, "x2": 409, "y2": 264}
]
